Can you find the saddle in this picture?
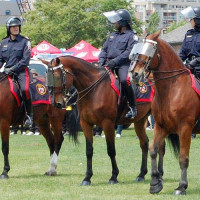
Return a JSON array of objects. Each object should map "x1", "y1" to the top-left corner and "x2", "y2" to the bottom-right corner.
[
  {"x1": 108, "y1": 71, "x2": 154, "y2": 104},
  {"x1": 8, "y1": 75, "x2": 50, "y2": 107}
]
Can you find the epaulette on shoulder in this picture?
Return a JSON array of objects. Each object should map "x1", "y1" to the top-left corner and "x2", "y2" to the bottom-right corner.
[
  {"x1": 186, "y1": 29, "x2": 194, "y2": 35},
  {"x1": 21, "y1": 35, "x2": 30, "y2": 40},
  {"x1": 2, "y1": 36, "x2": 9, "y2": 40}
]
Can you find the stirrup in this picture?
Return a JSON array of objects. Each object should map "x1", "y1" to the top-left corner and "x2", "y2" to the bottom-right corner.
[
  {"x1": 24, "y1": 115, "x2": 33, "y2": 127},
  {"x1": 125, "y1": 107, "x2": 137, "y2": 119}
]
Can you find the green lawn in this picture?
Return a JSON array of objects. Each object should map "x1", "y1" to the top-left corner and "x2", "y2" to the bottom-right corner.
[{"x1": 0, "y1": 128, "x2": 200, "y2": 200}]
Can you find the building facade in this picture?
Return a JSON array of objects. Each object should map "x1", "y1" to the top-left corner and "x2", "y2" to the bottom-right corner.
[
  {"x1": 132, "y1": 0, "x2": 200, "y2": 29},
  {"x1": 0, "y1": 0, "x2": 35, "y2": 25}
]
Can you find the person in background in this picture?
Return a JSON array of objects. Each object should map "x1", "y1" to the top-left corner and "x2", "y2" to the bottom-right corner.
[
  {"x1": 116, "y1": 125, "x2": 123, "y2": 138},
  {"x1": 26, "y1": 122, "x2": 40, "y2": 136},
  {"x1": 62, "y1": 86, "x2": 79, "y2": 136},
  {"x1": 99, "y1": 9, "x2": 138, "y2": 119}
]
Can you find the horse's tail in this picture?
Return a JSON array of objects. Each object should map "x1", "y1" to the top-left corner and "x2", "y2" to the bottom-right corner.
[
  {"x1": 67, "y1": 107, "x2": 79, "y2": 144},
  {"x1": 167, "y1": 134, "x2": 180, "y2": 159}
]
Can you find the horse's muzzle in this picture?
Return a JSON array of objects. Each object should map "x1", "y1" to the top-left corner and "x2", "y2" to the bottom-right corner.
[{"x1": 56, "y1": 102, "x2": 63, "y2": 109}]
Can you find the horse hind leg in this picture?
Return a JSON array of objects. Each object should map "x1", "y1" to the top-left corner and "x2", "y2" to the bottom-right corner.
[
  {"x1": 134, "y1": 119, "x2": 149, "y2": 182},
  {"x1": 0, "y1": 121, "x2": 10, "y2": 179},
  {"x1": 174, "y1": 126, "x2": 192, "y2": 195}
]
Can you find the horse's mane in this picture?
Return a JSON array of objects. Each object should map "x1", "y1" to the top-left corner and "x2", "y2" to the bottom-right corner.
[{"x1": 60, "y1": 55, "x2": 101, "y2": 70}]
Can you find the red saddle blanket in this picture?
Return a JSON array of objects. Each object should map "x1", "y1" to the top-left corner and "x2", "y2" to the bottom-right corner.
[
  {"x1": 189, "y1": 70, "x2": 200, "y2": 96},
  {"x1": 109, "y1": 71, "x2": 154, "y2": 103},
  {"x1": 8, "y1": 76, "x2": 50, "y2": 107}
]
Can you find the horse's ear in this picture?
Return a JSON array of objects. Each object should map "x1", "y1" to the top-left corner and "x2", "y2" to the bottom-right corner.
[
  {"x1": 148, "y1": 29, "x2": 162, "y2": 41},
  {"x1": 56, "y1": 57, "x2": 60, "y2": 65},
  {"x1": 40, "y1": 59, "x2": 49, "y2": 66}
]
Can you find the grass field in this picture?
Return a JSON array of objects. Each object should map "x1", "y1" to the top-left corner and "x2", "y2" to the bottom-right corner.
[{"x1": 0, "y1": 127, "x2": 200, "y2": 200}]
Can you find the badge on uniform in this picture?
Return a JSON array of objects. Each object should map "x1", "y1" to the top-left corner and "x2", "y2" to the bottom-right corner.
[{"x1": 110, "y1": 36, "x2": 114, "y2": 39}]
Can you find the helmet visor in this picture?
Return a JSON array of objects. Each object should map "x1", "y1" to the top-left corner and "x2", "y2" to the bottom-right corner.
[
  {"x1": 181, "y1": 7, "x2": 196, "y2": 20},
  {"x1": 103, "y1": 11, "x2": 122, "y2": 23}
]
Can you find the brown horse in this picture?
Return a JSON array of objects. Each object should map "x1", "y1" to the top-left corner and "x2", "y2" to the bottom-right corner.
[
  {"x1": 131, "y1": 31, "x2": 200, "y2": 195},
  {"x1": 0, "y1": 72, "x2": 78, "y2": 178},
  {"x1": 43, "y1": 56, "x2": 155, "y2": 186}
]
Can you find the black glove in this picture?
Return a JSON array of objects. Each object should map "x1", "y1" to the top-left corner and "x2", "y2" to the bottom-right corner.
[
  {"x1": 106, "y1": 60, "x2": 116, "y2": 70},
  {"x1": 4, "y1": 68, "x2": 14, "y2": 76},
  {"x1": 189, "y1": 59, "x2": 199, "y2": 67}
]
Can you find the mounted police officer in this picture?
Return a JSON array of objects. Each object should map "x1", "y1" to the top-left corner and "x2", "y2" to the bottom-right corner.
[
  {"x1": 179, "y1": 7, "x2": 200, "y2": 78},
  {"x1": 99, "y1": 9, "x2": 138, "y2": 119},
  {"x1": 0, "y1": 16, "x2": 33, "y2": 127}
]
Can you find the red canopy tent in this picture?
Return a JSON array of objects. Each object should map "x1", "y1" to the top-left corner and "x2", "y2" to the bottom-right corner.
[
  {"x1": 65, "y1": 40, "x2": 100, "y2": 63},
  {"x1": 31, "y1": 40, "x2": 61, "y2": 57}
]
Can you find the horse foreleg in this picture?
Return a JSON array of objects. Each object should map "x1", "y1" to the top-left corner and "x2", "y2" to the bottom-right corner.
[
  {"x1": 158, "y1": 140, "x2": 165, "y2": 178},
  {"x1": 80, "y1": 120, "x2": 93, "y2": 186},
  {"x1": 0, "y1": 122, "x2": 10, "y2": 179},
  {"x1": 174, "y1": 126, "x2": 192, "y2": 195},
  {"x1": 149, "y1": 124, "x2": 167, "y2": 194},
  {"x1": 134, "y1": 120, "x2": 149, "y2": 182},
  {"x1": 104, "y1": 120, "x2": 119, "y2": 184},
  {"x1": 37, "y1": 119, "x2": 56, "y2": 176},
  {"x1": 49, "y1": 116, "x2": 64, "y2": 171}
]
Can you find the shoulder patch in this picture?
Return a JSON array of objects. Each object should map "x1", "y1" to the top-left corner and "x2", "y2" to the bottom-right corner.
[
  {"x1": 186, "y1": 29, "x2": 194, "y2": 35},
  {"x1": 26, "y1": 40, "x2": 31, "y2": 51},
  {"x1": 133, "y1": 34, "x2": 138, "y2": 41}
]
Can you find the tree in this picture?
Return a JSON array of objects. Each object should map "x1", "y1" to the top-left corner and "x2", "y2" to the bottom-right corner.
[
  {"x1": 147, "y1": 11, "x2": 160, "y2": 34},
  {"x1": 22, "y1": 0, "x2": 143, "y2": 48},
  {"x1": 166, "y1": 20, "x2": 187, "y2": 33},
  {"x1": 0, "y1": 26, "x2": 6, "y2": 40}
]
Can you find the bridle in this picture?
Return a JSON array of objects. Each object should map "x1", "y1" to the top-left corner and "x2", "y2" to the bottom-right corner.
[
  {"x1": 47, "y1": 62, "x2": 74, "y2": 105},
  {"x1": 130, "y1": 39, "x2": 188, "y2": 83}
]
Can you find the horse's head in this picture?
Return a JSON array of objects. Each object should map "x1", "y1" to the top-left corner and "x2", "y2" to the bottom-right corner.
[
  {"x1": 41, "y1": 57, "x2": 74, "y2": 109},
  {"x1": 129, "y1": 30, "x2": 161, "y2": 84}
]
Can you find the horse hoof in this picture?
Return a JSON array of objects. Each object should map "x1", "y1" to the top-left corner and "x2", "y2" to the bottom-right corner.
[
  {"x1": 44, "y1": 171, "x2": 57, "y2": 176},
  {"x1": 136, "y1": 176, "x2": 145, "y2": 182},
  {"x1": 150, "y1": 179, "x2": 163, "y2": 194},
  {"x1": 0, "y1": 174, "x2": 9, "y2": 179},
  {"x1": 81, "y1": 180, "x2": 91, "y2": 186},
  {"x1": 108, "y1": 179, "x2": 119, "y2": 184},
  {"x1": 174, "y1": 189, "x2": 186, "y2": 195}
]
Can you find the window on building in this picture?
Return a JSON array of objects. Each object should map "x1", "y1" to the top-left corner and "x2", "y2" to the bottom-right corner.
[{"x1": 5, "y1": 10, "x2": 11, "y2": 16}]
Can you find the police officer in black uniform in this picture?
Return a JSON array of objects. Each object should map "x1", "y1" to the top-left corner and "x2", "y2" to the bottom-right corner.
[
  {"x1": 0, "y1": 17, "x2": 33, "y2": 127},
  {"x1": 179, "y1": 6, "x2": 200, "y2": 77},
  {"x1": 99, "y1": 9, "x2": 138, "y2": 119},
  {"x1": 179, "y1": 7, "x2": 200, "y2": 139}
]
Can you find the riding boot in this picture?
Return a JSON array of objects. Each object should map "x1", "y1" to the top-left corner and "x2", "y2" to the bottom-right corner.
[
  {"x1": 24, "y1": 98, "x2": 33, "y2": 128},
  {"x1": 124, "y1": 85, "x2": 137, "y2": 119}
]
